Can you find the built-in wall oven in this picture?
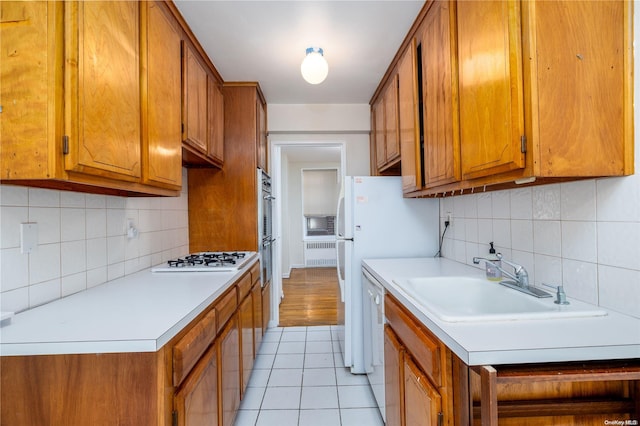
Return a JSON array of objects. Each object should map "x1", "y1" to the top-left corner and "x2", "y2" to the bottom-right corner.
[{"x1": 258, "y1": 169, "x2": 274, "y2": 287}]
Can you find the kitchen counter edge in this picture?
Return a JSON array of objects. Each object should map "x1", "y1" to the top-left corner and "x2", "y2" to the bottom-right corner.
[
  {"x1": 362, "y1": 257, "x2": 640, "y2": 366},
  {"x1": 0, "y1": 254, "x2": 259, "y2": 357}
]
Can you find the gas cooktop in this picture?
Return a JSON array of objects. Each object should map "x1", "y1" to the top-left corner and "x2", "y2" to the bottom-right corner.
[{"x1": 151, "y1": 251, "x2": 257, "y2": 272}]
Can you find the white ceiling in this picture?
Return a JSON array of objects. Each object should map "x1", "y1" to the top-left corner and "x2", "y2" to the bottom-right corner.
[{"x1": 173, "y1": 0, "x2": 425, "y2": 105}]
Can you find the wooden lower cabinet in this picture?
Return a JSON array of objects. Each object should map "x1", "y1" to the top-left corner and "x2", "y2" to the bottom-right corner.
[
  {"x1": 239, "y1": 289, "x2": 254, "y2": 396},
  {"x1": 384, "y1": 323, "x2": 447, "y2": 426},
  {"x1": 404, "y1": 354, "x2": 443, "y2": 426},
  {"x1": 0, "y1": 260, "x2": 264, "y2": 426},
  {"x1": 174, "y1": 343, "x2": 218, "y2": 426},
  {"x1": 219, "y1": 315, "x2": 240, "y2": 426},
  {"x1": 0, "y1": 352, "x2": 162, "y2": 425},
  {"x1": 385, "y1": 293, "x2": 640, "y2": 426},
  {"x1": 384, "y1": 325, "x2": 404, "y2": 426},
  {"x1": 252, "y1": 281, "x2": 263, "y2": 356}
]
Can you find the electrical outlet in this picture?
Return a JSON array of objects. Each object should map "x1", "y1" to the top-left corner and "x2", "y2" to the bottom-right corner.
[
  {"x1": 446, "y1": 212, "x2": 452, "y2": 224},
  {"x1": 20, "y1": 222, "x2": 38, "y2": 254}
]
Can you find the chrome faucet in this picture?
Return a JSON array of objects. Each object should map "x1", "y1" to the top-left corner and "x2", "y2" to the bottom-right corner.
[
  {"x1": 494, "y1": 253, "x2": 529, "y2": 288},
  {"x1": 473, "y1": 254, "x2": 552, "y2": 298}
]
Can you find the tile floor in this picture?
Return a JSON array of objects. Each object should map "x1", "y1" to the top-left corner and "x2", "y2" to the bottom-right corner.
[{"x1": 234, "y1": 325, "x2": 385, "y2": 426}]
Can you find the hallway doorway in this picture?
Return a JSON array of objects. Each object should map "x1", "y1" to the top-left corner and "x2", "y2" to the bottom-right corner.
[{"x1": 279, "y1": 267, "x2": 339, "y2": 326}]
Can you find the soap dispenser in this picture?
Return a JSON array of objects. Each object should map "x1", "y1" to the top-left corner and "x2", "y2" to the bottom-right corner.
[{"x1": 485, "y1": 242, "x2": 502, "y2": 281}]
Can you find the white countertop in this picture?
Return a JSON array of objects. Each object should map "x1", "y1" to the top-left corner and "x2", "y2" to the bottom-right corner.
[
  {"x1": 362, "y1": 257, "x2": 640, "y2": 366},
  {"x1": 0, "y1": 254, "x2": 258, "y2": 356}
]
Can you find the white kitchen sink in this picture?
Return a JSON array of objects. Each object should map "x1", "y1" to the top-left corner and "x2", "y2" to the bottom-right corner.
[{"x1": 393, "y1": 276, "x2": 608, "y2": 322}]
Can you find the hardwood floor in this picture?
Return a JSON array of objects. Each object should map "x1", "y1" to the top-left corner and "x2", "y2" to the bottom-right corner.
[{"x1": 278, "y1": 267, "x2": 339, "y2": 327}]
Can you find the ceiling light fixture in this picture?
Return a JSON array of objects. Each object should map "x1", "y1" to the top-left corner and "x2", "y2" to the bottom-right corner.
[{"x1": 300, "y1": 47, "x2": 329, "y2": 85}]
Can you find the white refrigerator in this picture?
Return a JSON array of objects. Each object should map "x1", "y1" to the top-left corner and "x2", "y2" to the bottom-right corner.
[{"x1": 335, "y1": 176, "x2": 439, "y2": 374}]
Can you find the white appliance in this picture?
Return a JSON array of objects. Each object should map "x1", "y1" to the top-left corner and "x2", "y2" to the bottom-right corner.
[
  {"x1": 362, "y1": 267, "x2": 385, "y2": 420},
  {"x1": 335, "y1": 176, "x2": 438, "y2": 374}
]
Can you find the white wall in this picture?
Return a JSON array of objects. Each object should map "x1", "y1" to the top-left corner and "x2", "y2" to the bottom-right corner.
[
  {"x1": 270, "y1": 103, "x2": 372, "y2": 276},
  {"x1": 439, "y1": 8, "x2": 640, "y2": 320},
  {"x1": 286, "y1": 161, "x2": 341, "y2": 271},
  {"x1": 0, "y1": 169, "x2": 190, "y2": 313},
  {"x1": 269, "y1": 104, "x2": 370, "y2": 133},
  {"x1": 302, "y1": 169, "x2": 340, "y2": 215}
]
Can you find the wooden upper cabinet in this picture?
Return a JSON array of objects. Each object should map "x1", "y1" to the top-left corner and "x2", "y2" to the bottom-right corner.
[
  {"x1": 374, "y1": 98, "x2": 387, "y2": 170},
  {"x1": 257, "y1": 98, "x2": 268, "y2": 171},
  {"x1": 0, "y1": 1, "x2": 180, "y2": 196},
  {"x1": 524, "y1": 0, "x2": 633, "y2": 177},
  {"x1": 398, "y1": 39, "x2": 421, "y2": 194},
  {"x1": 384, "y1": 75, "x2": 401, "y2": 164},
  {"x1": 0, "y1": 1, "x2": 60, "y2": 181},
  {"x1": 188, "y1": 83, "x2": 266, "y2": 253},
  {"x1": 372, "y1": 76, "x2": 401, "y2": 175},
  {"x1": 65, "y1": 1, "x2": 141, "y2": 181},
  {"x1": 142, "y1": 1, "x2": 182, "y2": 190},
  {"x1": 182, "y1": 41, "x2": 209, "y2": 154},
  {"x1": 181, "y1": 41, "x2": 225, "y2": 168},
  {"x1": 421, "y1": 0, "x2": 460, "y2": 189},
  {"x1": 457, "y1": 0, "x2": 525, "y2": 181},
  {"x1": 208, "y1": 76, "x2": 225, "y2": 165}
]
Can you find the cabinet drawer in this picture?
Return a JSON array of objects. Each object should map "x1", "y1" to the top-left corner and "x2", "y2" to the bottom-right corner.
[
  {"x1": 250, "y1": 261, "x2": 260, "y2": 285},
  {"x1": 237, "y1": 272, "x2": 252, "y2": 301},
  {"x1": 216, "y1": 287, "x2": 238, "y2": 333},
  {"x1": 385, "y1": 293, "x2": 442, "y2": 387},
  {"x1": 173, "y1": 307, "x2": 217, "y2": 387}
]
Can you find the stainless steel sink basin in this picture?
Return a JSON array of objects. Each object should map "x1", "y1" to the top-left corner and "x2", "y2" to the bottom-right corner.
[{"x1": 392, "y1": 276, "x2": 608, "y2": 322}]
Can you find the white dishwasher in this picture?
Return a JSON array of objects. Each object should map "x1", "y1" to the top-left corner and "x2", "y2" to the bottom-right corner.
[{"x1": 362, "y1": 267, "x2": 385, "y2": 421}]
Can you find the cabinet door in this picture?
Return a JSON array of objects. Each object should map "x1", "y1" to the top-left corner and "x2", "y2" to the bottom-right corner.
[
  {"x1": 398, "y1": 38, "x2": 421, "y2": 193},
  {"x1": 422, "y1": 0, "x2": 460, "y2": 188},
  {"x1": 182, "y1": 42, "x2": 208, "y2": 153},
  {"x1": 374, "y1": 98, "x2": 386, "y2": 170},
  {"x1": 528, "y1": 1, "x2": 629, "y2": 177},
  {"x1": 174, "y1": 343, "x2": 218, "y2": 426},
  {"x1": 208, "y1": 76, "x2": 224, "y2": 164},
  {"x1": 384, "y1": 75, "x2": 401, "y2": 164},
  {"x1": 404, "y1": 354, "x2": 442, "y2": 426},
  {"x1": 256, "y1": 98, "x2": 268, "y2": 171},
  {"x1": 142, "y1": 1, "x2": 182, "y2": 190},
  {"x1": 252, "y1": 282, "x2": 263, "y2": 355},
  {"x1": 65, "y1": 1, "x2": 141, "y2": 181},
  {"x1": 384, "y1": 325, "x2": 404, "y2": 426},
  {"x1": 219, "y1": 315, "x2": 240, "y2": 426},
  {"x1": 0, "y1": 1, "x2": 59, "y2": 180},
  {"x1": 457, "y1": 0, "x2": 525, "y2": 180},
  {"x1": 239, "y1": 294, "x2": 254, "y2": 395}
]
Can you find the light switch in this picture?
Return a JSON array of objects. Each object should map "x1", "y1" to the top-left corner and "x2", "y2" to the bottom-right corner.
[{"x1": 20, "y1": 222, "x2": 38, "y2": 254}]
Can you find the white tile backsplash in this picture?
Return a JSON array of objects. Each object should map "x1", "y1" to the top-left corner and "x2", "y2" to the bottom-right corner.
[
  {"x1": 442, "y1": 177, "x2": 640, "y2": 319},
  {"x1": 0, "y1": 169, "x2": 189, "y2": 313},
  {"x1": 533, "y1": 220, "x2": 561, "y2": 257},
  {"x1": 532, "y1": 184, "x2": 561, "y2": 220},
  {"x1": 561, "y1": 221, "x2": 597, "y2": 263},
  {"x1": 598, "y1": 265, "x2": 640, "y2": 318},
  {"x1": 596, "y1": 175, "x2": 640, "y2": 222},
  {"x1": 28, "y1": 188, "x2": 60, "y2": 208},
  {"x1": 561, "y1": 180, "x2": 596, "y2": 221},
  {"x1": 61, "y1": 208, "x2": 86, "y2": 242}
]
